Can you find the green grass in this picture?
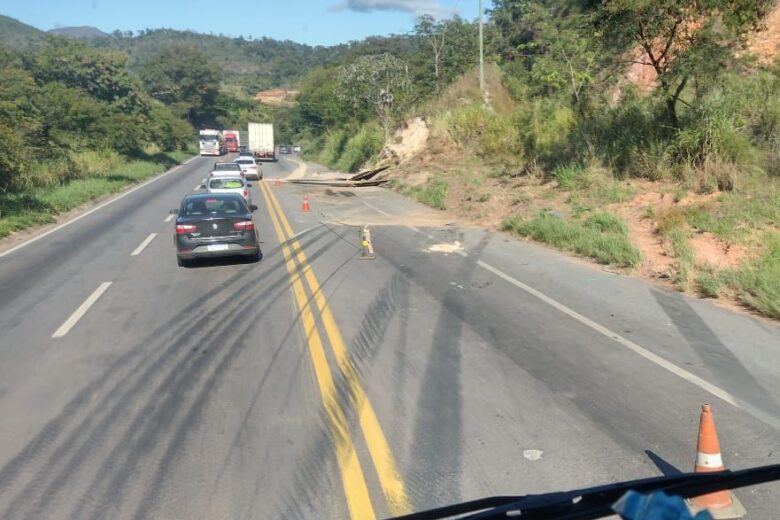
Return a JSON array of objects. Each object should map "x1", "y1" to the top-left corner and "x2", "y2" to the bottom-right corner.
[
  {"x1": 0, "y1": 150, "x2": 192, "y2": 239},
  {"x1": 696, "y1": 269, "x2": 723, "y2": 298},
  {"x1": 561, "y1": 165, "x2": 636, "y2": 212},
  {"x1": 403, "y1": 178, "x2": 449, "y2": 210},
  {"x1": 664, "y1": 227, "x2": 696, "y2": 290},
  {"x1": 511, "y1": 191, "x2": 530, "y2": 206},
  {"x1": 501, "y1": 211, "x2": 641, "y2": 267},
  {"x1": 721, "y1": 234, "x2": 780, "y2": 318},
  {"x1": 653, "y1": 185, "x2": 780, "y2": 245},
  {"x1": 552, "y1": 163, "x2": 591, "y2": 190}
]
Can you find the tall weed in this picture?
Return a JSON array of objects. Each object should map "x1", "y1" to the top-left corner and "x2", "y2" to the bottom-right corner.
[{"x1": 335, "y1": 123, "x2": 383, "y2": 173}]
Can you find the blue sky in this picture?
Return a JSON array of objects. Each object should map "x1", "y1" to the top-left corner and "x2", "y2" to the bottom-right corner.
[{"x1": 2, "y1": 0, "x2": 487, "y2": 46}]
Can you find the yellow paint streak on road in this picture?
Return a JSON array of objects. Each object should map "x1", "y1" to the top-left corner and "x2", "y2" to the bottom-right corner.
[
  {"x1": 261, "y1": 181, "x2": 412, "y2": 516},
  {"x1": 258, "y1": 181, "x2": 376, "y2": 520}
]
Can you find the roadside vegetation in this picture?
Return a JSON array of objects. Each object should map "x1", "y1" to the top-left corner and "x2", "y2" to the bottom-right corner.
[
  {"x1": 281, "y1": 0, "x2": 780, "y2": 318},
  {"x1": 0, "y1": 32, "x2": 268, "y2": 239},
  {"x1": 0, "y1": 149, "x2": 191, "y2": 239},
  {"x1": 502, "y1": 212, "x2": 641, "y2": 268}
]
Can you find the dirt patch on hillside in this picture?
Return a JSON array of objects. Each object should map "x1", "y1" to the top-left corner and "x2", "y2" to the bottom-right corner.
[
  {"x1": 615, "y1": 204, "x2": 675, "y2": 279},
  {"x1": 747, "y1": 1, "x2": 780, "y2": 63},
  {"x1": 254, "y1": 89, "x2": 299, "y2": 106},
  {"x1": 690, "y1": 233, "x2": 747, "y2": 269},
  {"x1": 387, "y1": 117, "x2": 430, "y2": 162}
]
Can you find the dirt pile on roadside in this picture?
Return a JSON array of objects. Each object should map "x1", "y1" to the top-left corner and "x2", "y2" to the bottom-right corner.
[{"x1": 386, "y1": 117, "x2": 430, "y2": 162}]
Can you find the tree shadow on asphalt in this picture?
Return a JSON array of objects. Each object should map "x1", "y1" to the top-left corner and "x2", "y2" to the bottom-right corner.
[
  {"x1": 650, "y1": 288, "x2": 780, "y2": 419},
  {"x1": 0, "y1": 229, "x2": 336, "y2": 519},
  {"x1": 407, "y1": 232, "x2": 492, "y2": 509}
]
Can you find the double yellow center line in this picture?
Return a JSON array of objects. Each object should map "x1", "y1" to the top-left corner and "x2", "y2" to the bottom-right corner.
[{"x1": 258, "y1": 180, "x2": 411, "y2": 519}]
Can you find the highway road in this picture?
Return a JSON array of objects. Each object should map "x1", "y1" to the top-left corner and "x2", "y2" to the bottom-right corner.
[{"x1": 0, "y1": 154, "x2": 779, "y2": 519}]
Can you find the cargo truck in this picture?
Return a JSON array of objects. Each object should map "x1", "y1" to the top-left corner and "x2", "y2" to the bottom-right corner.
[
  {"x1": 223, "y1": 130, "x2": 240, "y2": 152},
  {"x1": 199, "y1": 129, "x2": 226, "y2": 156},
  {"x1": 247, "y1": 123, "x2": 275, "y2": 161}
]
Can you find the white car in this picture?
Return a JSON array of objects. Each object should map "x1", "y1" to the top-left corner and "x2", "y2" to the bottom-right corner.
[
  {"x1": 209, "y1": 162, "x2": 245, "y2": 180},
  {"x1": 204, "y1": 176, "x2": 252, "y2": 205},
  {"x1": 292, "y1": 145, "x2": 301, "y2": 153},
  {"x1": 234, "y1": 157, "x2": 261, "y2": 180}
]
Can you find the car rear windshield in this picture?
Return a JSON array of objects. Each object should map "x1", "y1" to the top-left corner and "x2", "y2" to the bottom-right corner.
[
  {"x1": 183, "y1": 197, "x2": 246, "y2": 216},
  {"x1": 214, "y1": 163, "x2": 241, "y2": 171},
  {"x1": 236, "y1": 159, "x2": 254, "y2": 165},
  {"x1": 208, "y1": 178, "x2": 245, "y2": 189}
]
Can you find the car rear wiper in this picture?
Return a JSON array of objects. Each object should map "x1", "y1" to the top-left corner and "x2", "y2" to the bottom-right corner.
[{"x1": 388, "y1": 463, "x2": 780, "y2": 520}]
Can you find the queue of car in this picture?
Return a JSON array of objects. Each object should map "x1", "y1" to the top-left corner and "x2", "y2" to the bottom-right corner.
[
  {"x1": 173, "y1": 153, "x2": 263, "y2": 267},
  {"x1": 234, "y1": 156, "x2": 261, "y2": 180},
  {"x1": 171, "y1": 192, "x2": 260, "y2": 267}
]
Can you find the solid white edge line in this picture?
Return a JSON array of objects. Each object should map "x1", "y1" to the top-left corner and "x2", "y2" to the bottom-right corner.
[
  {"x1": 52, "y1": 282, "x2": 112, "y2": 338},
  {"x1": 164, "y1": 214, "x2": 175, "y2": 223},
  {"x1": 131, "y1": 233, "x2": 157, "y2": 256},
  {"x1": 359, "y1": 191, "x2": 780, "y2": 429},
  {"x1": 0, "y1": 156, "x2": 199, "y2": 259},
  {"x1": 475, "y1": 259, "x2": 780, "y2": 430}
]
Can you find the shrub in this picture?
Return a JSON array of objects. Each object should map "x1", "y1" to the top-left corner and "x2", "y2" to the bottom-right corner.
[
  {"x1": 335, "y1": 123, "x2": 383, "y2": 172},
  {"x1": 552, "y1": 163, "x2": 590, "y2": 190},
  {"x1": 502, "y1": 212, "x2": 641, "y2": 267},
  {"x1": 404, "y1": 178, "x2": 449, "y2": 210},
  {"x1": 447, "y1": 102, "x2": 522, "y2": 165},
  {"x1": 723, "y1": 233, "x2": 780, "y2": 318},
  {"x1": 317, "y1": 129, "x2": 349, "y2": 168}
]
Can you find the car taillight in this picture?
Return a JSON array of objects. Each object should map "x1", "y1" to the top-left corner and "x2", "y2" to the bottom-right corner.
[
  {"x1": 233, "y1": 220, "x2": 254, "y2": 231},
  {"x1": 176, "y1": 224, "x2": 197, "y2": 234}
]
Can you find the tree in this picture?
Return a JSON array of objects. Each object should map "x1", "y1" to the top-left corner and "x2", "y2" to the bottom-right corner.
[
  {"x1": 519, "y1": 3, "x2": 601, "y2": 108},
  {"x1": 489, "y1": 0, "x2": 538, "y2": 61},
  {"x1": 138, "y1": 43, "x2": 222, "y2": 126},
  {"x1": 412, "y1": 15, "x2": 479, "y2": 96},
  {"x1": 414, "y1": 15, "x2": 448, "y2": 92},
  {"x1": 596, "y1": 0, "x2": 773, "y2": 127},
  {"x1": 337, "y1": 54, "x2": 413, "y2": 146},
  {"x1": 295, "y1": 67, "x2": 351, "y2": 133},
  {"x1": 439, "y1": 17, "x2": 480, "y2": 84},
  {"x1": 31, "y1": 37, "x2": 141, "y2": 106}
]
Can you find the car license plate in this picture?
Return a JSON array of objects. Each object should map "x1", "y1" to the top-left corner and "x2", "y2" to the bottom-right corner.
[{"x1": 207, "y1": 244, "x2": 229, "y2": 252}]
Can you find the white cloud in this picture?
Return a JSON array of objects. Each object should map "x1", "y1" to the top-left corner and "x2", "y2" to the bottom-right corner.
[{"x1": 333, "y1": 0, "x2": 456, "y2": 19}]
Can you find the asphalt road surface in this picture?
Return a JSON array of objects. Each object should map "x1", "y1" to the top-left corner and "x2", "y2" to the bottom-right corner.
[{"x1": 1, "y1": 154, "x2": 779, "y2": 519}]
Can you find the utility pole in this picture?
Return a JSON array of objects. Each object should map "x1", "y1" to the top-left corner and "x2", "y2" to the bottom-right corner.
[{"x1": 478, "y1": 0, "x2": 485, "y2": 95}]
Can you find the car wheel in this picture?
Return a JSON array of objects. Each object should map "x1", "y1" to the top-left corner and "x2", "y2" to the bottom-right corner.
[
  {"x1": 250, "y1": 249, "x2": 261, "y2": 262},
  {"x1": 177, "y1": 256, "x2": 190, "y2": 267}
]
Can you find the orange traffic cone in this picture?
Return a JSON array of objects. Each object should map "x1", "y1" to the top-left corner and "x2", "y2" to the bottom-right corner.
[
  {"x1": 689, "y1": 404, "x2": 746, "y2": 519},
  {"x1": 274, "y1": 177, "x2": 281, "y2": 188},
  {"x1": 302, "y1": 194, "x2": 311, "y2": 212}
]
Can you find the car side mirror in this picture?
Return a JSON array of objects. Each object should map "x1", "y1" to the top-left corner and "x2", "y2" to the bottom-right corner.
[
  {"x1": 169, "y1": 208, "x2": 179, "y2": 214},
  {"x1": 250, "y1": 204, "x2": 258, "y2": 212}
]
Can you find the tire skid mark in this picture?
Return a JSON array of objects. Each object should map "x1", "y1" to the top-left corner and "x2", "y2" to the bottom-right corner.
[{"x1": 0, "y1": 232, "x2": 333, "y2": 519}]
